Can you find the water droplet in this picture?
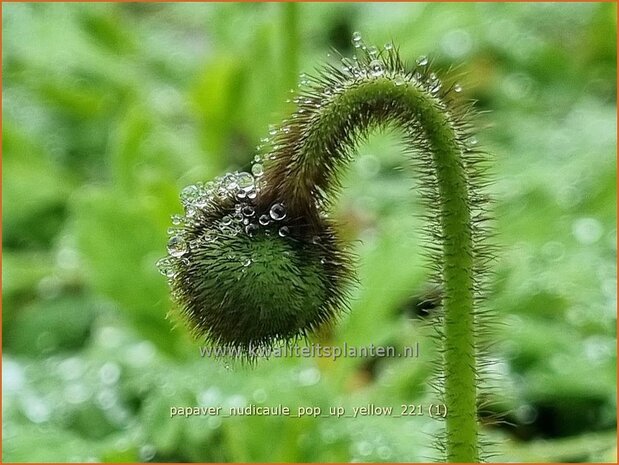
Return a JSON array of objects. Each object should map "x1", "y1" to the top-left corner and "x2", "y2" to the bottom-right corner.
[
  {"x1": 311, "y1": 236, "x2": 322, "y2": 245},
  {"x1": 269, "y1": 203, "x2": 287, "y2": 221},
  {"x1": 259, "y1": 214, "x2": 270, "y2": 226},
  {"x1": 222, "y1": 215, "x2": 232, "y2": 226},
  {"x1": 245, "y1": 223, "x2": 259, "y2": 236},
  {"x1": 367, "y1": 46, "x2": 379, "y2": 58},
  {"x1": 394, "y1": 75, "x2": 405, "y2": 86},
  {"x1": 352, "y1": 32, "x2": 363, "y2": 48},
  {"x1": 185, "y1": 205, "x2": 197, "y2": 218},
  {"x1": 243, "y1": 258, "x2": 252, "y2": 267},
  {"x1": 242, "y1": 205, "x2": 255, "y2": 217},
  {"x1": 223, "y1": 174, "x2": 239, "y2": 191},
  {"x1": 237, "y1": 172, "x2": 254, "y2": 191},
  {"x1": 384, "y1": 42, "x2": 393, "y2": 51},
  {"x1": 189, "y1": 239, "x2": 200, "y2": 250},
  {"x1": 236, "y1": 189, "x2": 247, "y2": 199},
  {"x1": 369, "y1": 60, "x2": 384, "y2": 77},
  {"x1": 252, "y1": 163, "x2": 264, "y2": 177},
  {"x1": 454, "y1": 83, "x2": 463, "y2": 93},
  {"x1": 195, "y1": 194, "x2": 210, "y2": 208},
  {"x1": 247, "y1": 189, "x2": 257, "y2": 199},
  {"x1": 278, "y1": 226, "x2": 290, "y2": 237},
  {"x1": 467, "y1": 136, "x2": 479, "y2": 146},
  {"x1": 180, "y1": 185, "x2": 199, "y2": 204},
  {"x1": 416, "y1": 55, "x2": 428, "y2": 66},
  {"x1": 156, "y1": 257, "x2": 176, "y2": 277},
  {"x1": 171, "y1": 214, "x2": 184, "y2": 226},
  {"x1": 268, "y1": 125, "x2": 278, "y2": 136},
  {"x1": 167, "y1": 236, "x2": 187, "y2": 258}
]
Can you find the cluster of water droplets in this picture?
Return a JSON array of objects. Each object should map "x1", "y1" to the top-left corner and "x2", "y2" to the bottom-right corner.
[
  {"x1": 344, "y1": 32, "x2": 463, "y2": 99},
  {"x1": 157, "y1": 33, "x2": 467, "y2": 281},
  {"x1": 157, "y1": 155, "x2": 296, "y2": 279}
]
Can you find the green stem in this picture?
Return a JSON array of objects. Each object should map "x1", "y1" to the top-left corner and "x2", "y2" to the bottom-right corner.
[
  {"x1": 261, "y1": 76, "x2": 479, "y2": 461},
  {"x1": 164, "y1": 41, "x2": 487, "y2": 462}
]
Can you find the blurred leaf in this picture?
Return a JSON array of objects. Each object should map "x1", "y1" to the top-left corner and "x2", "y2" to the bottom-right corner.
[
  {"x1": 71, "y1": 187, "x2": 185, "y2": 355},
  {"x1": 4, "y1": 295, "x2": 98, "y2": 356}
]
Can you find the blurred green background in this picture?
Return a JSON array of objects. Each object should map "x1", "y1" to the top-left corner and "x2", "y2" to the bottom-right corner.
[{"x1": 2, "y1": 2, "x2": 616, "y2": 462}]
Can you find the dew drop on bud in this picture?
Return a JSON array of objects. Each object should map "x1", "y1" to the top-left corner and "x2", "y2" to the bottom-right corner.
[
  {"x1": 245, "y1": 223, "x2": 259, "y2": 236},
  {"x1": 237, "y1": 172, "x2": 254, "y2": 191},
  {"x1": 185, "y1": 206, "x2": 197, "y2": 218},
  {"x1": 369, "y1": 60, "x2": 384, "y2": 77},
  {"x1": 180, "y1": 185, "x2": 199, "y2": 205},
  {"x1": 167, "y1": 236, "x2": 187, "y2": 258},
  {"x1": 352, "y1": 31, "x2": 363, "y2": 48},
  {"x1": 394, "y1": 75, "x2": 405, "y2": 86},
  {"x1": 156, "y1": 257, "x2": 176, "y2": 277},
  {"x1": 259, "y1": 214, "x2": 270, "y2": 226},
  {"x1": 242, "y1": 205, "x2": 255, "y2": 217},
  {"x1": 454, "y1": 83, "x2": 463, "y2": 93},
  {"x1": 195, "y1": 195, "x2": 210, "y2": 208},
  {"x1": 251, "y1": 163, "x2": 264, "y2": 177},
  {"x1": 278, "y1": 226, "x2": 290, "y2": 237},
  {"x1": 269, "y1": 203, "x2": 287, "y2": 221},
  {"x1": 416, "y1": 55, "x2": 428, "y2": 66},
  {"x1": 384, "y1": 42, "x2": 393, "y2": 51},
  {"x1": 223, "y1": 174, "x2": 239, "y2": 191}
]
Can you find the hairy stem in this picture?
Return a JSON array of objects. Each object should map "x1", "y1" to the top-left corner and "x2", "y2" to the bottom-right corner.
[
  {"x1": 164, "y1": 42, "x2": 487, "y2": 462},
  {"x1": 261, "y1": 71, "x2": 479, "y2": 461}
]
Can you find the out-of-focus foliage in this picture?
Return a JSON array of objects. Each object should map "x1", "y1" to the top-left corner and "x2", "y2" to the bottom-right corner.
[{"x1": 2, "y1": 2, "x2": 616, "y2": 462}]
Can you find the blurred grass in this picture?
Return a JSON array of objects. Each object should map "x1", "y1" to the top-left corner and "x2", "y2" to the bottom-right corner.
[{"x1": 2, "y1": 2, "x2": 617, "y2": 463}]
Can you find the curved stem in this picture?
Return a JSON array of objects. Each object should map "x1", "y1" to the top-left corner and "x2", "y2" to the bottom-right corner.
[{"x1": 260, "y1": 63, "x2": 479, "y2": 461}]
